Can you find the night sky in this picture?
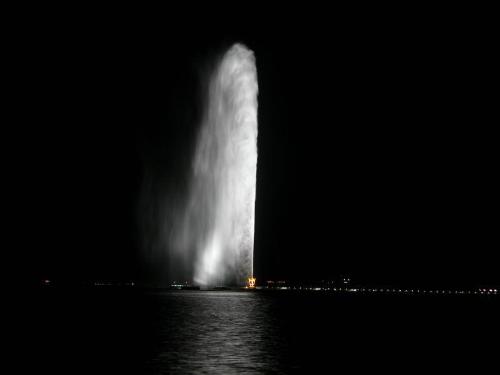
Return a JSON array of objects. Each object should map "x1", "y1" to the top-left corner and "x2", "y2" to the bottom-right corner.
[{"x1": 10, "y1": 11, "x2": 498, "y2": 288}]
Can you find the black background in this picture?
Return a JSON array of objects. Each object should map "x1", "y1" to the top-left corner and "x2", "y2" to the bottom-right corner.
[{"x1": 7, "y1": 8, "x2": 498, "y2": 288}]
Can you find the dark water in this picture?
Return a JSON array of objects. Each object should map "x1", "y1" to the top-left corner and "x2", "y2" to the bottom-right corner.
[{"x1": 26, "y1": 289, "x2": 498, "y2": 373}]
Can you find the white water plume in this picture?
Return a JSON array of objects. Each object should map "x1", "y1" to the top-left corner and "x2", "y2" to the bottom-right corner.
[{"x1": 174, "y1": 44, "x2": 258, "y2": 286}]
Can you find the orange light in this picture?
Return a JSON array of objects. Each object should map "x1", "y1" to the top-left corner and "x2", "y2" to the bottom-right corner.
[{"x1": 247, "y1": 277, "x2": 256, "y2": 289}]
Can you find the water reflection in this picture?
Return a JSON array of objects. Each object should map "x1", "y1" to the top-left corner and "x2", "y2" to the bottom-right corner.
[
  {"x1": 147, "y1": 291, "x2": 285, "y2": 373},
  {"x1": 34, "y1": 288, "x2": 492, "y2": 373}
]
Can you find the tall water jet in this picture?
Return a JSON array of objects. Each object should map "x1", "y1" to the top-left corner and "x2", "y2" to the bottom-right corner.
[{"x1": 176, "y1": 44, "x2": 258, "y2": 287}]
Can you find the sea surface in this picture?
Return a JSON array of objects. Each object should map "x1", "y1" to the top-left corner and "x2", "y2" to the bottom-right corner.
[{"x1": 26, "y1": 288, "x2": 498, "y2": 374}]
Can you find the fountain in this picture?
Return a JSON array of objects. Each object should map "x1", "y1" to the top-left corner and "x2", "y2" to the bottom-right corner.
[{"x1": 174, "y1": 44, "x2": 259, "y2": 287}]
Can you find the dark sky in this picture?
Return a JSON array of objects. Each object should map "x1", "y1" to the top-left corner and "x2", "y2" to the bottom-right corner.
[{"x1": 9, "y1": 10, "x2": 498, "y2": 288}]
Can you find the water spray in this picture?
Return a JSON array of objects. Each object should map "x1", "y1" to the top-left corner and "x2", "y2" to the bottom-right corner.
[{"x1": 174, "y1": 44, "x2": 258, "y2": 287}]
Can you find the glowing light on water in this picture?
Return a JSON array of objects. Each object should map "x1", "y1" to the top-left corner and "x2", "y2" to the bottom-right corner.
[{"x1": 177, "y1": 44, "x2": 258, "y2": 286}]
